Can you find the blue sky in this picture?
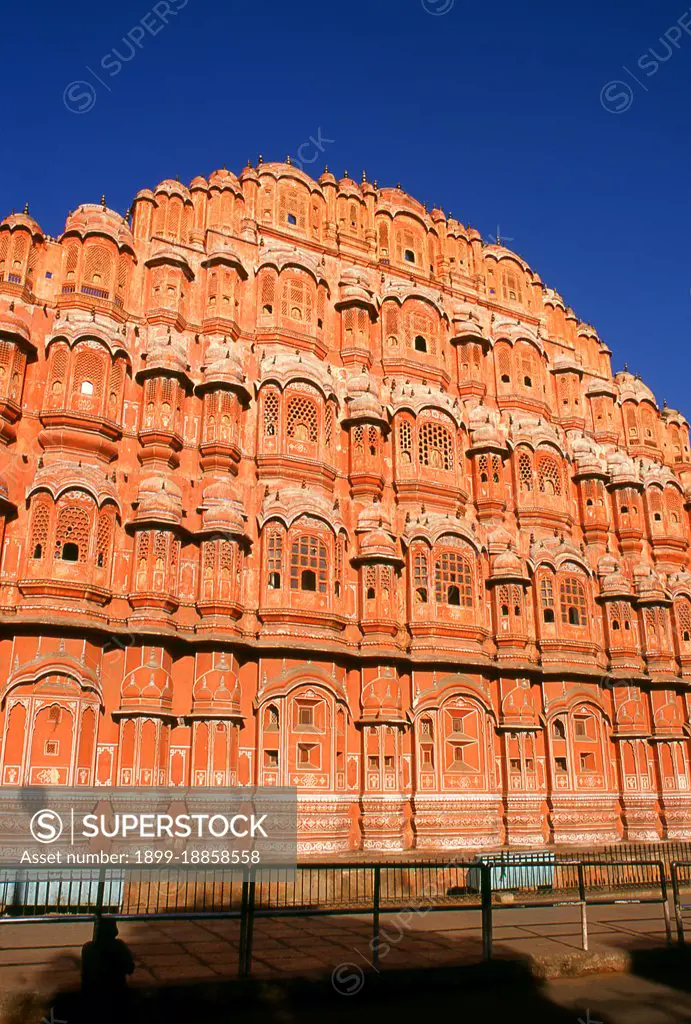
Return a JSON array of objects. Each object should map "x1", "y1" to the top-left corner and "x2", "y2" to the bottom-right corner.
[{"x1": 2, "y1": 0, "x2": 690, "y2": 412}]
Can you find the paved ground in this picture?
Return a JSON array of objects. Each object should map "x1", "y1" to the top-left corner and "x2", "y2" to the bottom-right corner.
[{"x1": 0, "y1": 901, "x2": 676, "y2": 995}]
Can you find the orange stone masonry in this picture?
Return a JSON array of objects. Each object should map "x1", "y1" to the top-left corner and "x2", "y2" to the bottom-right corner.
[{"x1": 0, "y1": 161, "x2": 690, "y2": 854}]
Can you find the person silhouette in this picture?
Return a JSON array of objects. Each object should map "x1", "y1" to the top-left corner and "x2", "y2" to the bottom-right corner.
[{"x1": 81, "y1": 917, "x2": 135, "y2": 1021}]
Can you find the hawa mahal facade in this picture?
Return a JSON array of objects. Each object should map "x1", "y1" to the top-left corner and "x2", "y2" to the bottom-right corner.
[{"x1": 0, "y1": 159, "x2": 690, "y2": 855}]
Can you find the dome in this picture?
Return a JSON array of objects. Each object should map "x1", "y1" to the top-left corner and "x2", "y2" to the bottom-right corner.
[
  {"x1": 135, "y1": 474, "x2": 183, "y2": 525},
  {"x1": 120, "y1": 663, "x2": 173, "y2": 713},
  {"x1": 615, "y1": 370, "x2": 657, "y2": 407},
  {"x1": 200, "y1": 335, "x2": 248, "y2": 395},
  {"x1": 0, "y1": 308, "x2": 32, "y2": 348},
  {"x1": 633, "y1": 563, "x2": 668, "y2": 604},
  {"x1": 598, "y1": 556, "x2": 632, "y2": 598},
  {"x1": 189, "y1": 175, "x2": 208, "y2": 190},
  {"x1": 207, "y1": 168, "x2": 241, "y2": 191},
  {"x1": 192, "y1": 658, "x2": 242, "y2": 718},
  {"x1": 62, "y1": 203, "x2": 134, "y2": 250},
  {"x1": 201, "y1": 240, "x2": 248, "y2": 277},
  {"x1": 318, "y1": 168, "x2": 337, "y2": 187},
  {"x1": 491, "y1": 544, "x2": 526, "y2": 580},
  {"x1": 153, "y1": 178, "x2": 192, "y2": 202},
  {"x1": 358, "y1": 528, "x2": 401, "y2": 562},
  {"x1": 140, "y1": 326, "x2": 190, "y2": 379},
  {"x1": 199, "y1": 477, "x2": 247, "y2": 535},
  {"x1": 144, "y1": 246, "x2": 194, "y2": 279},
  {"x1": 335, "y1": 267, "x2": 378, "y2": 314},
  {"x1": 344, "y1": 369, "x2": 386, "y2": 425},
  {"x1": 360, "y1": 670, "x2": 405, "y2": 723},
  {"x1": 0, "y1": 211, "x2": 43, "y2": 238}
]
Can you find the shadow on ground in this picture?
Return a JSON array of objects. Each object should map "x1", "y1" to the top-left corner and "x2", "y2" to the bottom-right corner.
[
  {"x1": 3, "y1": 958, "x2": 619, "y2": 1024},
  {"x1": 629, "y1": 944, "x2": 691, "y2": 993}
]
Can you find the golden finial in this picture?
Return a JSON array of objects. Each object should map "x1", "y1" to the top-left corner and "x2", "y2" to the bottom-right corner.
[
  {"x1": 362, "y1": 170, "x2": 367, "y2": 182},
  {"x1": 343, "y1": 169, "x2": 349, "y2": 178},
  {"x1": 101, "y1": 194, "x2": 106, "y2": 208},
  {"x1": 258, "y1": 154, "x2": 263, "y2": 165},
  {"x1": 23, "y1": 202, "x2": 29, "y2": 215},
  {"x1": 286, "y1": 155, "x2": 292, "y2": 165}
]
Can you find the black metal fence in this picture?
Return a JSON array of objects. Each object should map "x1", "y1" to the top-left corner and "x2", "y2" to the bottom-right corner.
[{"x1": 0, "y1": 856, "x2": 674, "y2": 976}]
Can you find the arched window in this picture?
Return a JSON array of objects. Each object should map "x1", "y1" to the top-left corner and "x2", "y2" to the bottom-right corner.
[
  {"x1": 676, "y1": 599, "x2": 691, "y2": 644},
  {"x1": 560, "y1": 576, "x2": 587, "y2": 627},
  {"x1": 55, "y1": 504, "x2": 90, "y2": 564},
  {"x1": 537, "y1": 455, "x2": 562, "y2": 496},
  {"x1": 286, "y1": 394, "x2": 318, "y2": 443},
  {"x1": 398, "y1": 418, "x2": 413, "y2": 465},
  {"x1": 540, "y1": 576, "x2": 555, "y2": 623},
  {"x1": 265, "y1": 705, "x2": 279, "y2": 731},
  {"x1": 418, "y1": 420, "x2": 454, "y2": 471},
  {"x1": 518, "y1": 451, "x2": 532, "y2": 492},
  {"x1": 290, "y1": 535, "x2": 327, "y2": 593},
  {"x1": 267, "y1": 530, "x2": 283, "y2": 589},
  {"x1": 281, "y1": 274, "x2": 313, "y2": 325},
  {"x1": 263, "y1": 388, "x2": 279, "y2": 437},
  {"x1": 434, "y1": 552, "x2": 473, "y2": 607},
  {"x1": 413, "y1": 549, "x2": 428, "y2": 604},
  {"x1": 552, "y1": 718, "x2": 566, "y2": 740},
  {"x1": 29, "y1": 497, "x2": 51, "y2": 561}
]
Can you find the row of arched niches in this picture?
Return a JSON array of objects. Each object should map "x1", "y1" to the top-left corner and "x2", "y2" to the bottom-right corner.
[{"x1": 0, "y1": 165, "x2": 690, "y2": 664}]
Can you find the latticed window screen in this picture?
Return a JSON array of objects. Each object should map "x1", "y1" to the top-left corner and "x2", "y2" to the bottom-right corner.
[
  {"x1": 367, "y1": 426, "x2": 379, "y2": 455},
  {"x1": 95, "y1": 509, "x2": 113, "y2": 568},
  {"x1": 72, "y1": 349, "x2": 105, "y2": 399},
  {"x1": 497, "y1": 346, "x2": 511, "y2": 381},
  {"x1": 286, "y1": 395, "x2": 318, "y2": 442},
  {"x1": 540, "y1": 577, "x2": 554, "y2": 610},
  {"x1": 384, "y1": 306, "x2": 399, "y2": 345},
  {"x1": 30, "y1": 499, "x2": 51, "y2": 558},
  {"x1": 352, "y1": 425, "x2": 365, "y2": 454},
  {"x1": 48, "y1": 347, "x2": 69, "y2": 395},
  {"x1": 498, "y1": 584, "x2": 510, "y2": 613},
  {"x1": 0, "y1": 233, "x2": 9, "y2": 273},
  {"x1": 64, "y1": 243, "x2": 79, "y2": 279},
  {"x1": 676, "y1": 600, "x2": 691, "y2": 641},
  {"x1": 153, "y1": 531, "x2": 168, "y2": 569},
  {"x1": 325, "y1": 403, "x2": 333, "y2": 449},
  {"x1": 537, "y1": 456, "x2": 561, "y2": 496},
  {"x1": 666, "y1": 487, "x2": 683, "y2": 528},
  {"x1": 335, "y1": 536, "x2": 344, "y2": 593},
  {"x1": 290, "y1": 536, "x2": 327, "y2": 593},
  {"x1": 434, "y1": 552, "x2": 473, "y2": 607},
  {"x1": 365, "y1": 565, "x2": 377, "y2": 597},
  {"x1": 413, "y1": 550, "x2": 428, "y2": 598},
  {"x1": 108, "y1": 361, "x2": 123, "y2": 412},
  {"x1": 560, "y1": 576, "x2": 587, "y2": 625},
  {"x1": 378, "y1": 221, "x2": 389, "y2": 253},
  {"x1": 648, "y1": 488, "x2": 663, "y2": 520},
  {"x1": 281, "y1": 277, "x2": 313, "y2": 324},
  {"x1": 55, "y1": 505, "x2": 90, "y2": 562},
  {"x1": 625, "y1": 406, "x2": 638, "y2": 438},
  {"x1": 381, "y1": 565, "x2": 392, "y2": 596},
  {"x1": 83, "y1": 245, "x2": 112, "y2": 290},
  {"x1": 418, "y1": 421, "x2": 453, "y2": 471},
  {"x1": 491, "y1": 455, "x2": 502, "y2": 482},
  {"x1": 263, "y1": 389, "x2": 279, "y2": 437},
  {"x1": 398, "y1": 420, "x2": 412, "y2": 460},
  {"x1": 267, "y1": 531, "x2": 283, "y2": 586},
  {"x1": 478, "y1": 454, "x2": 489, "y2": 480},
  {"x1": 219, "y1": 540, "x2": 234, "y2": 583},
  {"x1": 261, "y1": 273, "x2": 275, "y2": 311},
  {"x1": 518, "y1": 451, "x2": 532, "y2": 491}
]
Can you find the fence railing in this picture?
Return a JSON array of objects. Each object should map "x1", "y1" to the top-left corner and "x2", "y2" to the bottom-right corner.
[
  {"x1": 670, "y1": 861, "x2": 691, "y2": 945},
  {"x1": 0, "y1": 856, "x2": 674, "y2": 976}
]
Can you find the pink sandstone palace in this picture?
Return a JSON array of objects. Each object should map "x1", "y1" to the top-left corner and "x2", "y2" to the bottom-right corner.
[{"x1": 0, "y1": 159, "x2": 690, "y2": 855}]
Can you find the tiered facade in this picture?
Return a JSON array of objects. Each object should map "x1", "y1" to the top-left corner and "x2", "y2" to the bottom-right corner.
[{"x1": 0, "y1": 161, "x2": 690, "y2": 854}]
